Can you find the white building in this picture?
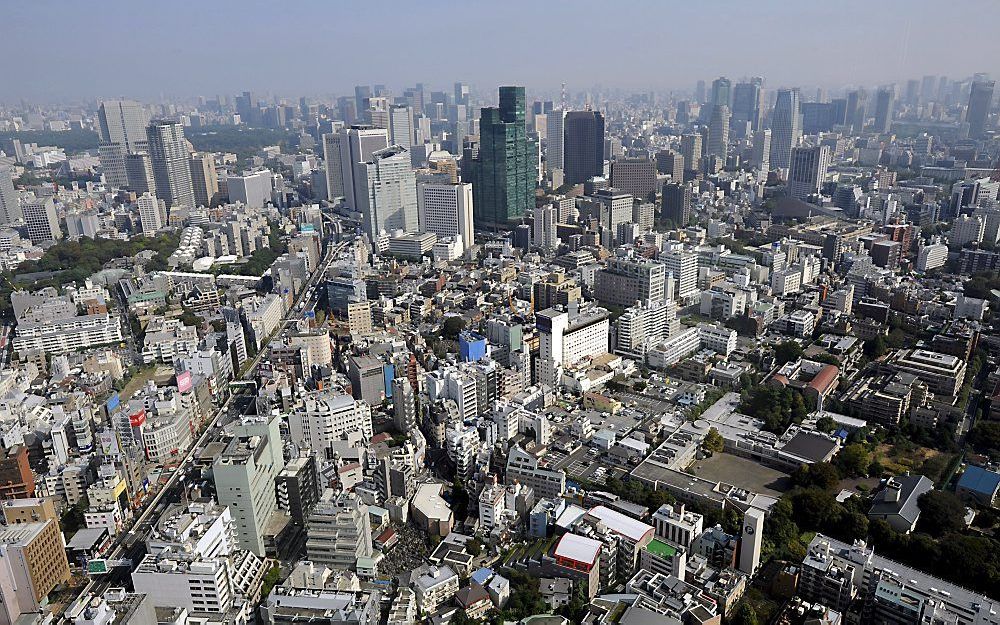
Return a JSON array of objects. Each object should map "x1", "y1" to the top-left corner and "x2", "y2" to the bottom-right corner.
[
  {"x1": 536, "y1": 304, "x2": 610, "y2": 388},
  {"x1": 356, "y1": 145, "x2": 418, "y2": 238},
  {"x1": 417, "y1": 182, "x2": 474, "y2": 251},
  {"x1": 288, "y1": 391, "x2": 373, "y2": 452},
  {"x1": 137, "y1": 192, "x2": 166, "y2": 233},
  {"x1": 916, "y1": 243, "x2": 947, "y2": 272}
]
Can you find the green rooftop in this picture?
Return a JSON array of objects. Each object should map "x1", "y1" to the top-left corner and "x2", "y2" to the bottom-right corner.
[{"x1": 645, "y1": 539, "x2": 677, "y2": 558}]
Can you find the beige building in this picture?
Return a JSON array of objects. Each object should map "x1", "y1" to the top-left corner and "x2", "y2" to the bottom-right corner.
[{"x1": 0, "y1": 520, "x2": 71, "y2": 620}]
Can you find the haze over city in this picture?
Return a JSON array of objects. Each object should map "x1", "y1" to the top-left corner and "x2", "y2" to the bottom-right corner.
[{"x1": 5, "y1": 0, "x2": 1000, "y2": 101}]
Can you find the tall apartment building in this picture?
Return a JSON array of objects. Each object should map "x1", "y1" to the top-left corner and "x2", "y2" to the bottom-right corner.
[
  {"x1": 137, "y1": 192, "x2": 166, "y2": 234},
  {"x1": 594, "y1": 257, "x2": 667, "y2": 308},
  {"x1": 614, "y1": 299, "x2": 679, "y2": 357},
  {"x1": 146, "y1": 120, "x2": 195, "y2": 210},
  {"x1": 706, "y1": 105, "x2": 730, "y2": 160},
  {"x1": 750, "y1": 128, "x2": 771, "y2": 176},
  {"x1": 417, "y1": 181, "x2": 474, "y2": 251},
  {"x1": 788, "y1": 145, "x2": 831, "y2": 200},
  {"x1": 305, "y1": 491, "x2": 373, "y2": 570},
  {"x1": 680, "y1": 133, "x2": 702, "y2": 173},
  {"x1": 0, "y1": 167, "x2": 19, "y2": 225},
  {"x1": 662, "y1": 248, "x2": 699, "y2": 303},
  {"x1": 872, "y1": 86, "x2": 895, "y2": 134},
  {"x1": 213, "y1": 414, "x2": 284, "y2": 557}
]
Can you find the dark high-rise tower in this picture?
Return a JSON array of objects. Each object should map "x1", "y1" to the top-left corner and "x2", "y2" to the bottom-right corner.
[
  {"x1": 711, "y1": 77, "x2": 732, "y2": 108},
  {"x1": 563, "y1": 110, "x2": 605, "y2": 185},
  {"x1": 967, "y1": 80, "x2": 995, "y2": 139},
  {"x1": 732, "y1": 81, "x2": 762, "y2": 131},
  {"x1": 873, "y1": 87, "x2": 895, "y2": 134},
  {"x1": 662, "y1": 183, "x2": 691, "y2": 226},
  {"x1": 468, "y1": 86, "x2": 537, "y2": 226}
]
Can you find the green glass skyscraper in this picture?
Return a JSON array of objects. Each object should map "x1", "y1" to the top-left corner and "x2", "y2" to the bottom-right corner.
[{"x1": 469, "y1": 86, "x2": 537, "y2": 227}]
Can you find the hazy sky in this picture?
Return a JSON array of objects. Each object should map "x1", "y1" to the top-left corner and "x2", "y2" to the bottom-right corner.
[{"x1": 5, "y1": 0, "x2": 1000, "y2": 102}]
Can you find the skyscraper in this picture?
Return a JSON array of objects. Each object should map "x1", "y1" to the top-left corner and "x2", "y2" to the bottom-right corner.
[
  {"x1": 967, "y1": 80, "x2": 995, "y2": 139},
  {"x1": 750, "y1": 129, "x2": 771, "y2": 178},
  {"x1": 711, "y1": 77, "x2": 732, "y2": 108},
  {"x1": 0, "y1": 167, "x2": 20, "y2": 225},
  {"x1": 680, "y1": 133, "x2": 702, "y2": 173},
  {"x1": 454, "y1": 82, "x2": 470, "y2": 107},
  {"x1": 563, "y1": 110, "x2": 605, "y2": 185},
  {"x1": 417, "y1": 182, "x2": 475, "y2": 251},
  {"x1": 769, "y1": 88, "x2": 801, "y2": 170},
  {"x1": 189, "y1": 152, "x2": 218, "y2": 208},
  {"x1": 846, "y1": 89, "x2": 869, "y2": 133},
  {"x1": 372, "y1": 104, "x2": 415, "y2": 146},
  {"x1": 125, "y1": 152, "x2": 155, "y2": 196},
  {"x1": 545, "y1": 110, "x2": 565, "y2": 172},
  {"x1": 146, "y1": 120, "x2": 195, "y2": 211},
  {"x1": 22, "y1": 198, "x2": 61, "y2": 244},
  {"x1": 873, "y1": 87, "x2": 896, "y2": 134},
  {"x1": 137, "y1": 192, "x2": 166, "y2": 233},
  {"x1": 354, "y1": 85, "x2": 372, "y2": 121},
  {"x1": 662, "y1": 183, "x2": 691, "y2": 226},
  {"x1": 706, "y1": 105, "x2": 731, "y2": 159},
  {"x1": 732, "y1": 80, "x2": 762, "y2": 132},
  {"x1": 333, "y1": 126, "x2": 389, "y2": 210},
  {"x1": 788, "y1": 145, "x2": 831, "y2": 201},
  {"x1": 356, "y1": 145, "x2": 418, "y2": 238},
  {"x1": 322, "y1": 132, "x2": 346, "y2": 201},
  {"x1": 97, "y1": 100, "x2": 150, "y2": 186},
  {"x1": 468, "y1": 86, "x2": 537, "y2": 226}
]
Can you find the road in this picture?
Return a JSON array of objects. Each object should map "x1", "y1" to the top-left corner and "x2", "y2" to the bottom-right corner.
[{"x1": 67, "y1": 230, "x2": 346, "y2": 614}]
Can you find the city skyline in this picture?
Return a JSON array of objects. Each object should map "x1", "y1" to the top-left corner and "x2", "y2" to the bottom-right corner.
[{"x1": 4, "y1": 0, "x2": 1000, "y2": 102}]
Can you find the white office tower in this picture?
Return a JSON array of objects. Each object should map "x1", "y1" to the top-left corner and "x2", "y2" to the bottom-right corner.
[
  {"x1": 146, "y1": 120, "x2": 195, "y2": 211},
  {"x1": 288, "y1": 391, "x2": 373, "y2": 453},
  {"x1": 417, "y1": 182, "x2": 474, "y2": 251},
  {"x1": 750, "y1": 129, "x2": 771, "y2": 179},
  {"x1": 738, "y1": 508, "x2": 765, "y2": 574},
  {"x1": 536, "y1": 304, "x2": 610, "y2": 389},
  {"x1": 137, "y1": 192, "x2": 166, "y2": 234},
  {"x1": 322, "y1": 132, "x2": 346, "y2": 201},
  {"x1": 0, "y1": 167, "x2": 20, "y2": 225},
  {"x1": 662, "y1": 248, "x2": 698, "y2": 303},
  {"x1": 787, "y1": 145, "x2": 831, "y2": 201},
  {"x1": 374, "y1": 104, "x2": 414, "y2": 147},
  {"x1": 356, "y1": 145, "x2": 418, "y2": 238},
  {"x1": 306, "y1": 490, "x2": 373, "y2": 570},
  {"x1": 769, "y1": 88, "x2": 801, "y2": 170},
  {"x1": 97, "y1": 100, "x2": 150, "y2": 187},
  {"x1": 22, "y1": 197, "x2": 61, "y2": 244},
  {"x1": 545, "y1": 110, "x2": 565, "y2": 172},
  {"x1": 533, "y1": 203, "x2": 560, "y2": 249},
  {"x1": 227, "y1": 171, "x2": 272, "y2": 209},
  {"x1": 340, "y1": 126, "x2": 389, "y2": 210}
]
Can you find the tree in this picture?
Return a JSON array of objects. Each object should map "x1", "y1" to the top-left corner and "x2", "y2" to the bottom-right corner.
[
  {"x1": 632, "y1": 380, "x2": 648, "y2": 392},
  {"x1": 259, "y1": 564, "x2": 282, "y2": 598},
  {"x1": 442, "y1": 316, "x2": 466, "y2": 339},
  {"x1": 835, "y1": 443, "x2": 871, "y2": 478},
  {"x1": 863, "y1": 335, "x2": 887, "y2": 359},
  {"x1": 774, "y1": 341, "x2": 803, "y2": 365},
  {"x1": 815, "y1": 415, "x2": 836, "y2": 433},
  {"x1": 466, "y1": 537, "x2": 483, "y2": 556},
  {"x1": 703, "y1": 427, "x2": 724, "y2": 453},
  {"x1": 917, "y1": 490, "x2": 966, "y2": 537},
  {"x1": 791, "y1": 462, "x2": 841, "y2": 490},
  {"x1": 969, "y1": 421, "x2": 1000, "y2": 457},
  {"x1": 731, "y1": 602, "x2": 759, "y2": 625}
]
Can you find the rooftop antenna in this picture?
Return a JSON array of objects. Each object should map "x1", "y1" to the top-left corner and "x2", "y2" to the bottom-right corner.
[{"x1": 561, "y1": 82, "x2": 566, "y2": 111}]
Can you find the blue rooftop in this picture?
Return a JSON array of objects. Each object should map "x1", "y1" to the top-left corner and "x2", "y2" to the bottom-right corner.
[
  {"x1": 957, "y1": 465, "x2": 1000, "y2": 496},
  {"x1": 470, "y1": 567, "x2": 494, "y2": 586}
]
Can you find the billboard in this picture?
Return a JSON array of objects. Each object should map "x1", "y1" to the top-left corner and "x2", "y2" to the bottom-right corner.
[
  {"x1": 177, "y1": 371, "x2": 193, "y2": 393},
  {"x1": 129, "y1": 409, "x2": 146, "y2": 428}
]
